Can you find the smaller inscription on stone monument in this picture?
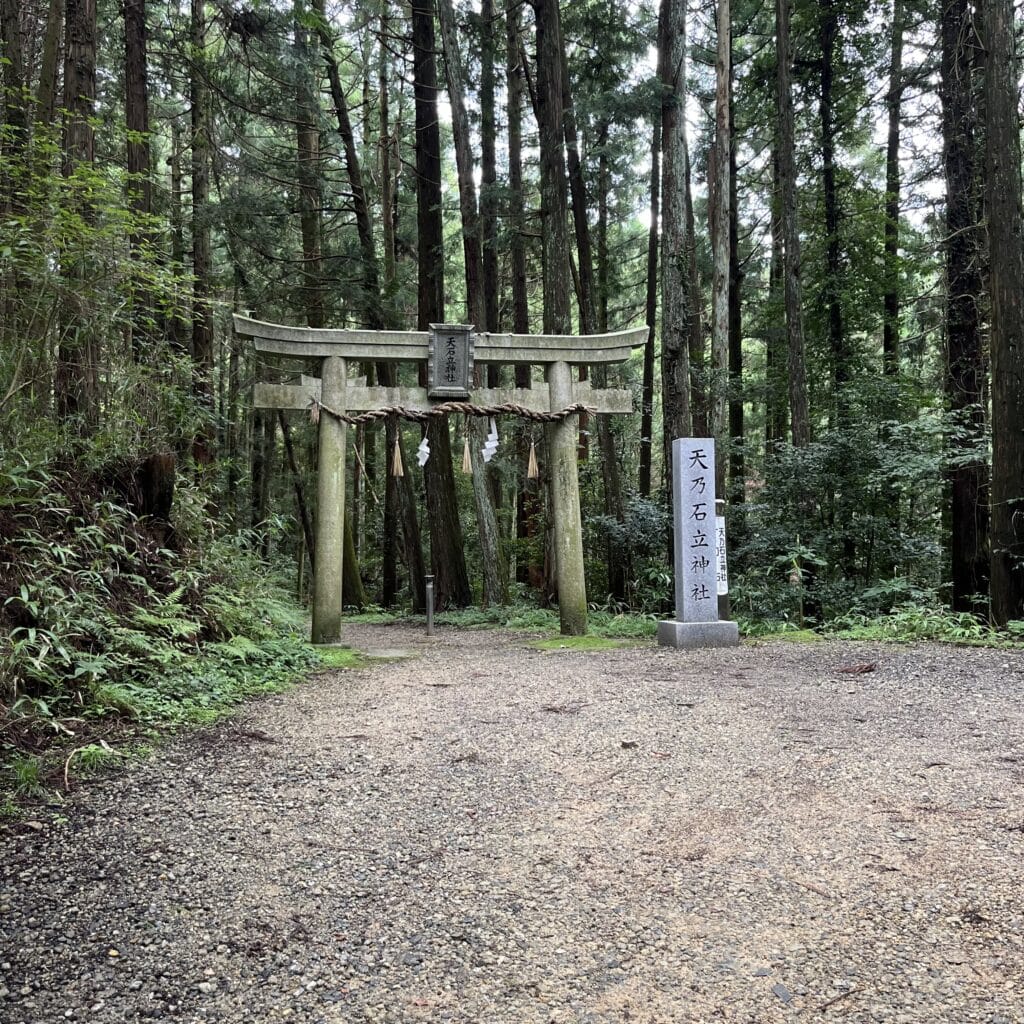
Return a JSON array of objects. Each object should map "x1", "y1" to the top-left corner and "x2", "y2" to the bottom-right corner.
[
  {"x1": 715, "y1": 513, "x2": 729, "y2": 596},
  {"x1": 427, "y1": 323, "x2": 474, "y2": 399}
]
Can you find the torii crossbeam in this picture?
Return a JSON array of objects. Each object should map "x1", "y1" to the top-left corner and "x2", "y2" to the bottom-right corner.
[{"x1": 235, "y1": 315, "x2": 644, "y2": 642}]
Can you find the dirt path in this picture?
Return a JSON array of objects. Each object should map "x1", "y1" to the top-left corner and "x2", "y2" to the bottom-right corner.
[{"x1": 3, "y1": 625, "x2": 1023, "y2": 1023}]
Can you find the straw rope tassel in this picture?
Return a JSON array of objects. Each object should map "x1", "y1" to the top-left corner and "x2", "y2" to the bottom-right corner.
[
  {"x1": 462, "y1": 434, "x2": 473, "y2": 475},
  {"x1": 391, "y1": 435, "x2": 404, "y2": 477},
  {"x1": 527, "y1": 439, "x2": 539, "y2": 480}
]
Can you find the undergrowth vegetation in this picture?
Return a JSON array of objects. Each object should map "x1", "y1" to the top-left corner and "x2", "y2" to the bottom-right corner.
[{"x1": 1, "y1": 461, "x2": 315, "y2": 803}]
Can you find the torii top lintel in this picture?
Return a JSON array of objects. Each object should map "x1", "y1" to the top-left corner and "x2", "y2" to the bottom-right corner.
[{"x1": 233, "y1": 315, "x2": 646, "y2": 366}]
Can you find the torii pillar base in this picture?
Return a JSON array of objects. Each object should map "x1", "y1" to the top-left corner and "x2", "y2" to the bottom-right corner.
[{"x1": 657, "y1": 619, "x2": 739, "y2": 649}]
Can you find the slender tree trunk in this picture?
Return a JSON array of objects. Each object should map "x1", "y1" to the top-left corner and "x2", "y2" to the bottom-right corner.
[
  {"x1": 982, "y1": 0, "x2": 1024, "y2": 624},
  {"x1": 294, "y1": 3, "x2": 324, "y2": 330},
  {"x1": 558, "y1": 45, "x2": 591, "y2": 459},
  {"x1": 1, "y1": 0, "x2": 26, "y2": 156},
  {"x1": 124, "y1": 0, "x2": 153, "y2": 357},
  {"x1": 883, "y1": 0, "x2": 903, "y2": 379},
  {"x1": 727, "y1": 66, "x2": 744, "y2": 506},
  {"x1": 414, "y1": 0, "x2": 471, "y2": 608},
  {"x1": 480, "y1": 0, "x2": 499, "y2": 340},
  {"x1": 877, "y1": 0, "x2": 904, "y2": 576},
  {"x1": 56, "y1": 0, "x2": 98, "y2": 426},
  {"x1": 533, "y1": 0, "x2": 586, "y2": 634},
  {"x1": 775, "y1": 0, "x2": 810, "y2": 449},
  {"x1": 940, "y1": 0, "x2": 988, "y2": 613},
  {"x1": 776, "y1": 0, "x2": 816, "y2": 621},
  {"x1": 710, "y1": 0, "x2": 731, "y2": 500},
  {"x1": 379, "y1": 1, "x2": 396, "y2": 289},
  {"x1": 765, "y1": 137, "x2": 788, "y2": 451},
  {"x1": 507, "y1": 0, "x2": 529, "y2": 344},
  {"x1": 480, "y1": 0, "x2": 503, "y2": 515},
  {"x1": 818, "y1": 0, "x2": 846, "y2": 425},
  {"x1": 35, "y1": 0, "x2": 64, "y2": 127},
  {"x1": 639, "y1": 108, "x2": 661, "y2": 498},
  {"x1": 190, "y1": 0, "x2": 214, "y2": 464},
  {"x1": 533, "y1": 0, "x2": 573, "y2": 338},
  {"x1": 685, "y1": 141, "x2": 706, "y2": 438},
  {"x1": 508, "y1": 0, "x2": 540, "y2": 588},
  {"x1": 659, "y1": 0, "x2": 692, "y2": 472},
  {"x1": 593, "y1": 127, "x2": 626, "y2": 601}
]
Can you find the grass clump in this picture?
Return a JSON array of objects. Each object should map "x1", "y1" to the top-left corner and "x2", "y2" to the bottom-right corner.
[
  {"x1": 828, "y1": 607, "x2": 1024, "y2": 647},
  {"x1": 314, "y1": 646, "x2": 368, "y2": 670}
]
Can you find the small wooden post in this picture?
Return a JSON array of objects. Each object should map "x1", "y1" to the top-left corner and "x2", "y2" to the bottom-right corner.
[
  {"x1": 547, "y1": 360, "x2": 588, "y2": 635},
  {"x1": 311, "y1": 356, "x2": 347, "y2": 643}
]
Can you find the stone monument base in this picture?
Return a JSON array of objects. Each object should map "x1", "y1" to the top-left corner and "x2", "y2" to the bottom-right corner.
[{"x1": 657, "y1": 619, "x2": 740, "y2": 649}]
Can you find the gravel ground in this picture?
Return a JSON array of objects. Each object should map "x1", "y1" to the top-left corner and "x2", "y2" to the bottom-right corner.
[{"x1": 3, "y1": 624, "x2": 1024, "y2": 1024}]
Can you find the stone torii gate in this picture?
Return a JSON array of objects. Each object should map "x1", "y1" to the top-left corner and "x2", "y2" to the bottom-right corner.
[{"x1": 235, "y1": 315, "x2": 644, "y2": 643}]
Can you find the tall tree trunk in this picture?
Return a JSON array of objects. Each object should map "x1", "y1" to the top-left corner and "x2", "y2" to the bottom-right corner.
[
  {"x1": 508, "y1": 0, "x2": 540, "y2": 588},
  {"x1": 124, "y1": 0, "x2": 153, "y2": 357},
  {"x1": 818, "y1": 0, "x2": 846, "y2": 425},
  {"x1": 775, "y1": 0, "x2": 810, "y2": 449},
  {"x1": 710, "y1": 0, "x2": 731, "y2": 500},
  {"x1": 940, "y1": 0, "x2": 988, "y2": 613},
  {"x1": 595, "y1": 131, "x2": 627, "y2": 601},
  {"x1": 479, "y1": 0, "x2": 503, "y2": 515},
  {"x1": 765, "y1": 137, "x2": 788, "y2": 451},
  {"x1": 533, "y1": 0, "x2": 573, "y2": 338},
  {"x1": 533, "y1": 0, "x2": 586, "y2": 634},
  {"x1": 727, "y1": 64, "x2": 744, "y2": 506},
  {"x1": 190, "y1": 0, "x2": 214, "y2": 464},
  {"x1": 294, "y1": 3, "x2": 324, "y2": 330},
  {"x1": 639, "y1": 108, "x2": 661, "y2": 498},
  {"x1": 35, "y1": 0, "x2": 64, "y2": 128},
  {"x1": 685, "y1": 139, "x2": 706, "y2": 438},
  {"x1": 882, "y1": 0, "x2": 903, "y2": 379},
  {"x1": 413, "y1": 0, "x2": 471, "y2": 608},
  {"x1": 877, "y1": 0, "x2": 904, "y2": 577},
  {"x1": 56, "y1": 0, "x2": 98, "y2": 426},
  {"x1": 1, "y1": 0, "x2": 26, "y2": 158},
  {"x1": 507, "y1": 0, "x2": 529, "y2": 344},
  {"x1": 982, "y1": 0, "x2": 1024, "y2": 624},
  {"x1": 559, "y1": 45, "x2": 593, "y2": 459},
  {"x1": 659, "y1": 0, "x2": 692, "y2": 472},
  {"x1": 480, "y1": 0, "x2": 499, "y2": 340},
  {"x1": 379, "y1": 0, "x2": 396, "y2": 290},
  {"x1": 776, "y1": 0, "x2": 816, "y2": 621},
  {"x1": 436, "y1": 0, "x2": 507, "y2": 607}
]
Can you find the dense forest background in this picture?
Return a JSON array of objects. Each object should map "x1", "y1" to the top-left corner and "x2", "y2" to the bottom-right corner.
[{"x1": 2, "y1": 0, "x2": 1024, "y2": 749}]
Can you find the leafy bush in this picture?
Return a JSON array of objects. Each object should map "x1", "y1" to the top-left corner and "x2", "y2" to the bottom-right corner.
[{"x1": 0, "y1": 462, "x2": 314, "y2": 791}]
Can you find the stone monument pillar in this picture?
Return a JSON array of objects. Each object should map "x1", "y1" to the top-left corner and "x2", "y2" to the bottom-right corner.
[{"x1": 657, "y1": 438, "x2": 740, "y2": 649}]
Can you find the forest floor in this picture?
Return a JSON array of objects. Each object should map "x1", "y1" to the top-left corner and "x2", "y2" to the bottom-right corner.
[{"x1": 2, "y1": 624, "x2": 1023, "y2": 1024}]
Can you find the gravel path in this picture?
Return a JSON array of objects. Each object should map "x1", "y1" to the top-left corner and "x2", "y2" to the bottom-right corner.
[{"x1": 3, "y1": 625, "x2": 1023, "y2": 1023}]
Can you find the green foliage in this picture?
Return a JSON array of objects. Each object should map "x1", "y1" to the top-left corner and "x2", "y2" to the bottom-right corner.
[
  {"x1": 0, "y1": 464, "x2": 315, "y2": 798},
  {"x1": 314, "y1": 646, "x2": 368, "y2": 670},
  {"x1": 829, "y1": 607, "x2": 1024, "y2": 647},
  {"x1": 5, "y1": 754, "x2": 47, "y2": 800}
]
